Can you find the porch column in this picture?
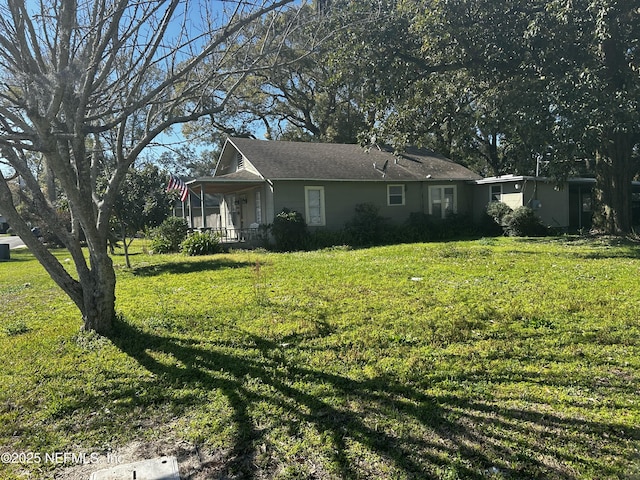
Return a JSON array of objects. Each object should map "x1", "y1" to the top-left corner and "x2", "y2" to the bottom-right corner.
[
  {"x1": 200, "y1": 184, "x2": 206, "y2": 229},
  {"x1": 188, "y1": 191, "x2": 194, "y2": 228}
]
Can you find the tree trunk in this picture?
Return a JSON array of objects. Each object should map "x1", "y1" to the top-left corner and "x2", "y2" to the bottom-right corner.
[
  {"x1": 121, "y1": 222, "x2": 132, "y2": 269},
  {"x1": 0, "y1": 179, "x2": 115, "y2": 334},
  {"x1": 592, "y1": 130, "x2": 634, "y2": 235},
  {"x1": 79, "y1": 249, "x2": 117, "y2": 335},
  {"x1": 123, "y1": 239, "x2": 131, "y2": 269}
]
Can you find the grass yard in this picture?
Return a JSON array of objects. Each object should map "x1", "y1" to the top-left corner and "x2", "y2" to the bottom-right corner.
[{"x1": 0, "y1": 237, "x2": 639, "y2": 479}]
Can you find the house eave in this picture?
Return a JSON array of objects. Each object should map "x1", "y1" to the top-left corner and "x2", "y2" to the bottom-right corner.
[
  {"x1": 474, "y1": 175, "x2": 538, "y2": 184},
  {"x1": 475, "y1": 176, "x2": 640, "y2": 186},
  {"x1": 268, "y1": 177, "x2": 477, "y2": 182}
]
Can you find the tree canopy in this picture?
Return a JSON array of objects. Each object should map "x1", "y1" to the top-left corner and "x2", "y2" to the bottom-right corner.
[{"x1": 290, "y1": 0, "x2": 640, "y2": 232}]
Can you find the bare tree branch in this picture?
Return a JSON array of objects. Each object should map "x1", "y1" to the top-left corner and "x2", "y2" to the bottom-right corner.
[{"x1": 0, "y1": 0, "x2": 306, "y2": 333}]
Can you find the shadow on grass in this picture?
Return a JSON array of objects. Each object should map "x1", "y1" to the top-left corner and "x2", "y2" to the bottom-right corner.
[
  {"x1": 0, "y1": 257, "x2": 31, "y2": 263},
  {"x1": 132, "y1": 259, "x2": 253, "y2": 277},
  {"x1": 106, "y1": 318, "x2": 639, "y2": 479},
  {"x1": 514, "y1": 236, "x2": 640, "y2": 259}
]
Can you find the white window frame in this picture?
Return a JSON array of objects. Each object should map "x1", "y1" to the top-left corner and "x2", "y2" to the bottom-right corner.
[
  {"x1": 490, "y1": 184, "x2": 503, "y2": 202},
  {"x1": 429, "y1": 185, "x2": 457, "y2": 219},
  {"x1": 387, "y1": 184, "x2": 406, "y2": 206},
  {"x1": 305, "y1": 186, "x2": 326, "y2": 226}
]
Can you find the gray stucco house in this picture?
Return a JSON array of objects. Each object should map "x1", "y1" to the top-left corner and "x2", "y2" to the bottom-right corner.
[{"x1": 185, "y1": 137, "x2": 482, "y2": 240}]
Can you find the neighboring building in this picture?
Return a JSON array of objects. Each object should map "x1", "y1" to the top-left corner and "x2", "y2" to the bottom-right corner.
[
  {"x1": 475, "y1": 175, "x2": 640, "y2": 231},
  {"x1": 0, "y1": 213, "x2": 7, "y2": 234},
  {"x1": 185, "y1": 137, "x2": 482, "y2": 241},
  {"x1": 474, "y1": 175, "x2": 577, "y2": 230}
]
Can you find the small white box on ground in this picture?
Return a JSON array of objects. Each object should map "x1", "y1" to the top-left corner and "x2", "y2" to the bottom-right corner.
[{"x1": 89, "y1": 456, "x2": 180, "y2": 480}]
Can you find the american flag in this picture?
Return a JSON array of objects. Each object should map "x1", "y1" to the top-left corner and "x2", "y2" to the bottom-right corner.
[{"x1": 167, "y1": 174, "x2": 189, "y2": 202}]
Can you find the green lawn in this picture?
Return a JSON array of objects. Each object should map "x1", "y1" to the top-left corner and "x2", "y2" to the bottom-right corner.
[{"x1": 1, "y1": 237, "x2": 639, "y2": 479}]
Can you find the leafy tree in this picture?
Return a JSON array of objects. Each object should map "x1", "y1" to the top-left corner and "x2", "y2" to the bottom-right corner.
[
  {"x1": 315, "y1": 0, "x2": 637, "y2": 233},
  {"x1": 528, "y1": 0, "x2": 640, "y2": 233},
  {"x1": 184, "y1": 1, "x2": 383, "y2": 143},
  {"x1": 111, "y1": 164, "x2": 172, "y2": 268},
  {"x1": 0, "y1": 0, "x2": 304, "y2": 334},
  {"x1": 368, "y1": 68, "x2": 557, "y2": 175},
  {"x1": 155, "y1": 146, "x2": 220, "y2": 178},
  {"x1": 397, "y1": 0, "x2": 640, "y2": 234}
]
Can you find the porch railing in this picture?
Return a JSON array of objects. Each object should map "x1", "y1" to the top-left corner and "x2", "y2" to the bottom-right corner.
[{"x1": 192, "y1": 227, "x2": 262, "y2": 244}]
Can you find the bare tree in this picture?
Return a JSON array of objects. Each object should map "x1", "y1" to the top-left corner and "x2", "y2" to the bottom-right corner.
[{"x1": 0, "y1": 0, "x2": 305, "y2": 334}]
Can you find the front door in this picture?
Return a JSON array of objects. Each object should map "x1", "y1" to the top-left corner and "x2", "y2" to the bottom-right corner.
[{"x1": 569, "y1": 185, "x2": 593, "y2": 230}]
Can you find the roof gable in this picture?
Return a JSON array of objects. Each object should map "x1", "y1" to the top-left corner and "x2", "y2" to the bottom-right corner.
[{"x1": 215, "y1": 137, "x2": 481, "y2": 182}]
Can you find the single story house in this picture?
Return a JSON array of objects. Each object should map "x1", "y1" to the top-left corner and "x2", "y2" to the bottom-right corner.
[
  {"x1": 178, "y1": 137, "x2": 640, "y2": 242},
  {"x1": 185, "y1": 137, "x2": 482, "y2": 241}
]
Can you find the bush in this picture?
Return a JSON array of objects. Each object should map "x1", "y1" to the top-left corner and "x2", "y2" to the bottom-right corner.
[
  {"x1": 149, "y1": 216, "x2": 188, "y2": 253},
  {"x1": 305, "y1": 229, "x2": 350, "y2": 250},
  {"x1": 403, "y1": 212, "x2": 479, "y2": 242},
  {"x1": 271, "y1": 208, "x2": 307, "y2": 251},
  {"x1": 440, "y1": 213, "x2": 479, "y2": 239},
  {"x1": 486, "y1": 201, "x2": 513, "y2": 226},
  {"x1": 345, "y1": 203, "x2": 388, "y2": 246},
  {"x1": 503, "y1": 206, "x2": 549, "y2": 237},
  {"x1": 403, "y1": 212, "x2": 437, "y2": 242},
  {"x1": 181, "y1": 231, "x2": 222, "y2": 256}
]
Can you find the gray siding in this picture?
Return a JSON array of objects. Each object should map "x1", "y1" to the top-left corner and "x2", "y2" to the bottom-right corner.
[
  {"x1": 532, "y1": 182, "x2": 569, "y2": 228},
  {"x1": 272, "y1": 180, "x2": 475, "y2": 230},
  {"x1": 472, "y1": 180, "x2": 571, "y2": 228}
]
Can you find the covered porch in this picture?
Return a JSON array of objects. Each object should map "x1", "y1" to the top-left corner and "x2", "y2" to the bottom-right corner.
[{"x1": 184, "y1": 172, "x2": 269, "y2": 245}]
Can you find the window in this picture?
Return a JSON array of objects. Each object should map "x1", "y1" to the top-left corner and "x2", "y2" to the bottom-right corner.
[
  {"x1": 305, "y1": 186, "x2": 325, "y2": 226},
  {"x1": 429, "y1": 185, "x2": 457, "y2": 219},
  {"x1": 490, "y1": 184, "x2": 502, "y2": 202},
  {"x1": 387, "y1": 184, "x2": 405, "y2": 206}
]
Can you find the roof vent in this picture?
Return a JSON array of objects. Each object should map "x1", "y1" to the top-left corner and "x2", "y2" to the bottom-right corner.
[{"x1": 373, "y1": 159, "x2": 389, "y2": 177}]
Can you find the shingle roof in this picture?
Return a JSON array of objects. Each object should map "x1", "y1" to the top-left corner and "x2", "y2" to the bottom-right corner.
[{"x1": 226, "y1": 137, "x2": 481, "y2": 182}]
